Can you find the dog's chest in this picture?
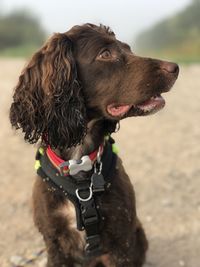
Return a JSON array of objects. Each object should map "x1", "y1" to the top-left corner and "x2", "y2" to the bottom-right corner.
[
  {"x1": 56, "y1": 201, "x2": 115, "y2": 266},
  {"x1": 57, "y1": 201, "x2": 77, "y2": 227},
  {"x1": 56, "y1": 201, "x2": 86, "y2": 245}
]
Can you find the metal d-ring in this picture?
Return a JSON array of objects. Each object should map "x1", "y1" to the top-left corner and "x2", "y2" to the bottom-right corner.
[{"x1": 75, "y1": 187, "x2": 93, "y2": 202}]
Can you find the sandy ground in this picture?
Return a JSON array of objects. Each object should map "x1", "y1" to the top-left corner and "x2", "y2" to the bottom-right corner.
[{"x1": 0, "y1": 59, "x2": 200, "y2": 267}]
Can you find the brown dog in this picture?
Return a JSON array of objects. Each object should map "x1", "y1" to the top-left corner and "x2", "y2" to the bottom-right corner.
[{"x1": 10, "y1": 24, "x2": 179, "y2": 267}]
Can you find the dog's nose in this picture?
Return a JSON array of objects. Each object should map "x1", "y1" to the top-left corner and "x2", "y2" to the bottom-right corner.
[{"x1": 161, "y1": 62, "x2": 179, "y2": 74}]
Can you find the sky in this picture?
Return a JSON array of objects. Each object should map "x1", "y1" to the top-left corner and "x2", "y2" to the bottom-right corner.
[{"x1": 1, "y1": 0, "x2": 191, "y2": 43}]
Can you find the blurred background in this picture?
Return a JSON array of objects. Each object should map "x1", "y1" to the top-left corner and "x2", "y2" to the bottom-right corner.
[
  {"x1": 0, "y1": 0, "x2": 199, "y2": 267},
  {"x1": 0, "y1": 0, "x2": 199, "y2": 61}
]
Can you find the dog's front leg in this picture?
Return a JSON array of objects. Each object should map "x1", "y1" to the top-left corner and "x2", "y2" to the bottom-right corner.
[
  {"x1": 45, "y1": 237, "x2": 76, "y2": 267},
  {"x1": 33, "y1": 179, "x2": 83, "y2": 267},
  {"x1": 112, "y1": 221, "x2": 148, "y2": 267},
  {"x1": 131, "y1": 222, "x2": 148, "y2": 267}
]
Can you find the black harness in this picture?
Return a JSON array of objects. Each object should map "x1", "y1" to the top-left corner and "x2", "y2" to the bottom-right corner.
[{"x1": 35, "y1": 138, "x2": 117, "y2": 258}]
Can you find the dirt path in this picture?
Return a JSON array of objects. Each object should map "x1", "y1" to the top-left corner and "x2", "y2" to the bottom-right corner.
[{"x1": 0, "y1": 59, "x2": 200, "y2": 267}]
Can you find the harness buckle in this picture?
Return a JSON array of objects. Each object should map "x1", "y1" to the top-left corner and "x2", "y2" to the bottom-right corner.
[{"x1": 91, "y1": 173, "x2": 105, "y2": 193}]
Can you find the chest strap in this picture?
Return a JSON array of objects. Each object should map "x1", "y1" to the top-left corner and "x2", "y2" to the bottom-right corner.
[{"x1": 35, "y1": 139, "x2": 117, "y2": 258}]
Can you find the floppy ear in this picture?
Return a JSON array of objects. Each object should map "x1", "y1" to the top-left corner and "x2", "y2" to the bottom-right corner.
[{"x1": 10, "y1": 33, "x2": 87, "y2": 149}]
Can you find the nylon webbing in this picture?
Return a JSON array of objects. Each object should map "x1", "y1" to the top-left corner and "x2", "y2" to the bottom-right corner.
[{"x1": 35, "y1": 138, "x2": 117, "y2": 258}]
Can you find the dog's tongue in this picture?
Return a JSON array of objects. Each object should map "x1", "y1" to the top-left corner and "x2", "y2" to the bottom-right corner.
[{"x1": 107, "y1": 105, "x2": 131, "y2": 117}]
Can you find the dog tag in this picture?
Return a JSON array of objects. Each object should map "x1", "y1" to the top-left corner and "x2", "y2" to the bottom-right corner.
[{"x1": 91, "y1": 173, "x2": 105, "y2": 193}]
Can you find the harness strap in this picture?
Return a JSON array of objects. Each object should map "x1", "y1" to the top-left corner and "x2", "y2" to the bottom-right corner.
[
  {"x1": 80, "y1": 198, "x2": 102, "y2": 256},
  {"x1": 35, "y1": 138, "x2": 117, "y2": 258},
  {"x1": 37, "y1": 152, "x2": 85, "y2": 229}
]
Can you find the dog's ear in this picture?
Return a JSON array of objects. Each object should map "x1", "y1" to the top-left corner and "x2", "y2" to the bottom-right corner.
[{"x1": 10, "y1": 33, "x2": 87, "y2": 149}]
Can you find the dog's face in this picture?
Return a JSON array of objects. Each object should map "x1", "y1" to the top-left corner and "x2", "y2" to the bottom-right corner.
[
  {"x1": 71, "y1": 24, "x2": 179, "y2": 119},
  {"x1": 10, "y1": 24, "x2": 179, "y2": 149}
]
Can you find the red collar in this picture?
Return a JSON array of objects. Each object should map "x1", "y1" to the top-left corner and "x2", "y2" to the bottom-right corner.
[{"x1": 46, "y1": 144, "x2": 104, "y2": 176}]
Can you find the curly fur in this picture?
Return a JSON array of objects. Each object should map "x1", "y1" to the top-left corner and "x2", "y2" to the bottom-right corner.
[{"x1": 10, "y1": 33, "x2": 87, "y2": 149}]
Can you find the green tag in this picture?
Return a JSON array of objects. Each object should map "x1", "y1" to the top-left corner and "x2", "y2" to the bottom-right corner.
[
  {"x1": 112, "y1": 144, "x2": 119, "y2": 154},
  {"x1": 35, "y1": 160, "x2": 41, "y2": 170},
  {"x1": 39, "y1": 147, "x2": 44, "y2": 155}
]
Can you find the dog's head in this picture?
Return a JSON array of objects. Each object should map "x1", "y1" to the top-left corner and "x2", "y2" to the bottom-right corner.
[{"x1": 10, "y1": 23, "x2": 179, "y2": 149}]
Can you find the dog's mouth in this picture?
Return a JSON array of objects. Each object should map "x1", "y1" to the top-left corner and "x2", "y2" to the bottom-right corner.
[{"x1": 107, "y1": 94, "x2": 165, "y2": 117}]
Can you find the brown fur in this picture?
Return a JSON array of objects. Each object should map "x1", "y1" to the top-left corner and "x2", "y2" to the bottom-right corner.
[{"x1": 10, "y1": 24, "x2": 179, "y2": 267}]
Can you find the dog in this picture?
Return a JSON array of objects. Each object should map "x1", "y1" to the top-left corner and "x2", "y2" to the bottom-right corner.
[{"x1": 10, "y1": 23, "x2": 179, "y2": 267}]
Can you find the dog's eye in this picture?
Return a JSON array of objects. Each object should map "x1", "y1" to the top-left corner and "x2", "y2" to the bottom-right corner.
[{"x1": 99, "y1": 50, "x2": 112, "y2": 59}]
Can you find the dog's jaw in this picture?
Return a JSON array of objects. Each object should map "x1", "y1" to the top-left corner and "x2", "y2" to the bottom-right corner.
[{"x1": 106, "y1": 94, "x2": 165, "y2": 118}]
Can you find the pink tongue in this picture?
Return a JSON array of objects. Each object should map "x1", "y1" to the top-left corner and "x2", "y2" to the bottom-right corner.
[
  {"x1": 107, "y1": 105, "x2": 131, "y2": 116},
  {"x1": 136, "y1": 96, "x2": 165, "y2": 112}
]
